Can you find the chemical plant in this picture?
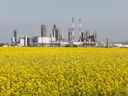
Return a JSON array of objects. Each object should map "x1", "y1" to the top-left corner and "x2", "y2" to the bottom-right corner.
[
  {"x1": 10, "y1": 17, "x2": 99, "y2": 47},
  {"x1": 6, "y1": 17, "x2": 127, "y2": 48}
]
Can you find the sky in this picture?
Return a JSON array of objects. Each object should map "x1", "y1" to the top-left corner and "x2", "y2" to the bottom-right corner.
[{"x1": 0, "y1": 0, "x2": 128, "y2": 42}]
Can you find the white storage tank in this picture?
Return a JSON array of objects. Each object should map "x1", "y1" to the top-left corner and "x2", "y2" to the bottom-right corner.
[
  {"x1": 19, "y1": 38, "x2": 25, "y2": 46},
  {"x1": 38, "y1": 37, "x2": 51, "y2": 44}
]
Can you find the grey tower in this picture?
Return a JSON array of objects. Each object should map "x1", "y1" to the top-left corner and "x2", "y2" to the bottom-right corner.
[
  {"x1": 14, "y1": 30, "x2": 17, "y2": 43},
  {"x1": 71, "y1": 17, "x2": 75, "y2": 41},
  {"x1": 52, "y1": 24, "x2": 59, "y2": 41},
  {"x1": 68, "y1": 28, "x2": 73, "y2": 42},
  {"x1": 80, "y1": 32, "x2": 85, "y2": 42},
  {"x1": 41, "y1": 24, "x2": 47, "y2": 37},
  {"x1": 11, "y1": 30, "x2": 17, "y2": 45}
]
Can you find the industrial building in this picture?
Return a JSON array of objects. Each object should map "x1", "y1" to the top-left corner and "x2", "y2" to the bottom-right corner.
[
  {"x1": 41, "y1": 24, "x2": 47, "y2": 37},
  {"x1": 10, "y1": 17, "x2": 98, "y2": 47},
  {"x1": 18, "y1": 36, "x2": 31, "y2": 47},
  {"x1": 11, "y1": 30, "x2": 17, "y2": 45}
]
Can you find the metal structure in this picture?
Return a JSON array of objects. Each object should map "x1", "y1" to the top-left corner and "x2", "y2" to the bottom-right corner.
[
  {"x1": 10, "y1": 17, "x2": 97, "y2": 47},
  {"x1": 52, "y1": 24, "x2": 59, "y2": 41},
  {"x1": 24, "y1": 36, "x2": 31, "y2": 47},
  {"x1": 79, "y1": 32, "x2": 85, "y2": 42},
  {"x1": 78, "y1": 18, "x2": 82, "y2": 40},
  {"x1": 84, "y1": 31, "x2": 96, "y2": 46},
  {"x1": 68, "y1": 28, "x2": 73, "y2": 42},
  {"x1": 32, "y1": 36, "x2": 38, "y2": 46},
  {"x1": 71, "y1": 17, "x2": 75, "y2": 41},
  {"x1": 41, "y1": 24, "x2": 47, "y2": 37},
  {"x1": 19, "y1": 36, "x2": 31, "y2": 47},
  {"x1": 106, "y1": 38, "x2": 109, "y2": 48},
  {"x1": 11, "y1": 30, "x2": 17, "y2": 45}
]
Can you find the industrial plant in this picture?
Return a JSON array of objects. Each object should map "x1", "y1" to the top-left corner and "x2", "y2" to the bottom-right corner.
[
  {"x1": 10, "y1": 17, "x2": 100, "y2": 47},
  {"x1": 4, "y1": 17, "x2": 127, "y2": 48}
]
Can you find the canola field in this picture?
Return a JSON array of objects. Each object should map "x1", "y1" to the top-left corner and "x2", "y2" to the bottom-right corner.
[{"x1": 0, "y1": 48, "x2": 128, "y2": 96}]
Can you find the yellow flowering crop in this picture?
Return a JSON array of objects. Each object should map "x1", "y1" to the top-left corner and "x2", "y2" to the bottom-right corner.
[{"x1": 0, "y1": 48, "x2": 128, "y2": 96}]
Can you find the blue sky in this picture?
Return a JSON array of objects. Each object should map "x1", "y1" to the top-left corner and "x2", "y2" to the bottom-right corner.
[{"x1": 0, "y1": 0, "x2": 128, "y2": 42}]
